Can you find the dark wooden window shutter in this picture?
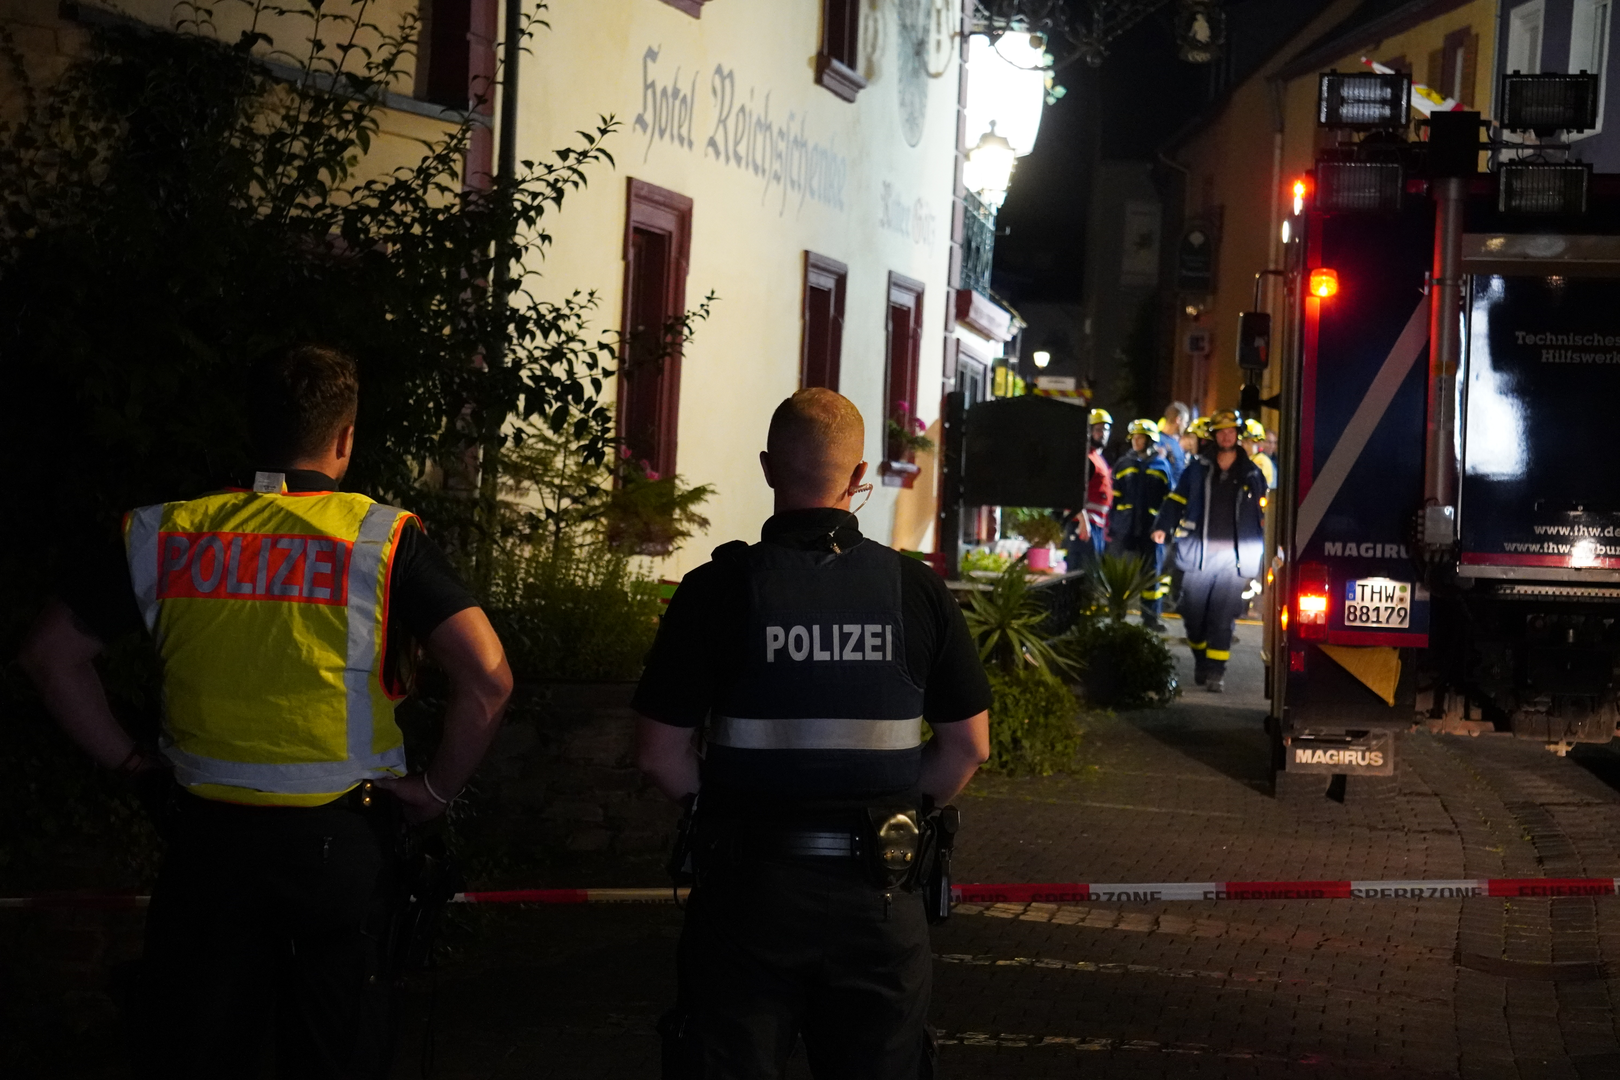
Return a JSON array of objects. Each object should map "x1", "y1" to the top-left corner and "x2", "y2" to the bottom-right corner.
[
  {"x1": 801, "y1": 253, "x2": 848, "y2": 391},
  {"x1": 620, "y1": 179, "x2": 693, "y2": 480}
]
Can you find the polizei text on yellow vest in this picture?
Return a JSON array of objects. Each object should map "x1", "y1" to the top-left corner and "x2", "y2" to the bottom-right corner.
[{"x1": 124, "y1": 486, "x2": 418, "y2": 807}]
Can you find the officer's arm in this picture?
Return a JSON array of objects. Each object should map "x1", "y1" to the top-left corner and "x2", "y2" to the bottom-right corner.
[
  {"x1": 919, "y1": 711, "x2": 990, "y2": 804},
  {"x1": 19, "y1": 599, "x2": 150, "y2": 772},
  {"x1": 1151, "y1": 472, "x2": 1191, "y2": 544},
  {"x1": 635, "y1": 718, "x2": 701, "y2": 803},
  {"x1": 379, "y1": 607, "x2": 513, "y2": 823}
]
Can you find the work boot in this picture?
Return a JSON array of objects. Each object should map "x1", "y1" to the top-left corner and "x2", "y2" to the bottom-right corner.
[
  {"x1": 1141, "y1": 616, "x2": 1166, "y2": 633},
  {"x1": 1193, "y1": 658, "x2": 1208, "y2": 686},
  {"x1": 1206, "y1": 676, "x2": 1225, "y2": 693}
]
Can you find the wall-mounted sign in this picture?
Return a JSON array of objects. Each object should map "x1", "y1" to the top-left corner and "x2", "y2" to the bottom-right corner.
[
  {"x1": 1120, "y1": 200, "x2": 1162, "y2": 287},
  {"x1": 1035, "y1": 375, "x2": 1077, "y2": 392},
  {"x1": 1177, "y1": 224, "x2": 1216, "y2": 292},
  {"x1": 1185, "y1": 328, "x2": 1212, "y2": 355}
]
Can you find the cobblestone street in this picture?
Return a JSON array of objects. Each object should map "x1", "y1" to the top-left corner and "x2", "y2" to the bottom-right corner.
[{"x1": 398, "y1": 620, "x2": 1620, "y2": 1078}]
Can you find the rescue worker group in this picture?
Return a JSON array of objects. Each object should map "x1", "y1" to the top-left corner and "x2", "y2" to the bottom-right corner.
[
  {"x1": 18, "y1": 343, "x2": 1272, "y2": 1079},
  {"x1": 1077, "y1": 402, "x2": 1273, "y2": 693}
]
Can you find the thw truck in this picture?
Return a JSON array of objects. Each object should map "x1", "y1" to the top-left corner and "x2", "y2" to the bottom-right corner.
[{"x1": 1258, "y1": 72, "x2": 1620, "y2": 796}]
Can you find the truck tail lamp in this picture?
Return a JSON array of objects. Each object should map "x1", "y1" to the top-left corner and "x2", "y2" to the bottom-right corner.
[
  {"x1": 1295, "y1": 562, "x2": 1331, "y2": 641},
  {"x1": 1308, "y1": 268, "x2": 1340, "y2": 298}
]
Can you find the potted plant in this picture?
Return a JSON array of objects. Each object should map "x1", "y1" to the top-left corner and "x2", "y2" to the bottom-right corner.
[
  {"x1": 880, "y1": 401, "x2": 935, "y2": 488},
  {"x1": 1004, "y1": 507, "x2": 1065, "y2": 571}
]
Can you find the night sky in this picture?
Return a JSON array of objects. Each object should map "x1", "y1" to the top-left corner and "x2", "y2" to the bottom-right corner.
[{"x1": 992, "y1": 0, "x2": 1333, "y2": 306}]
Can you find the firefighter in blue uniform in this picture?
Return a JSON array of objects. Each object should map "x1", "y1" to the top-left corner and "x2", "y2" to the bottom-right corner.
[
  {"x1": 1109, "y1": 419, "x2": 1173, "y2": 632},
  {"x1": 1243, "y1": 417, "x2": 1277, "y2": 489},
  {"x1": 1151, "y1": 410, "x2": 1267, "y2": 692},
  {"x1": 634, "y1": 388, "x2": 993, "y2": 1079}
]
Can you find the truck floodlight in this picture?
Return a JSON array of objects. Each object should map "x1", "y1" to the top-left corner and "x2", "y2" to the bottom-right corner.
[
  {"x1": 1498, "y1": 162, "x2": 1591, "y2": 214},
  {"x1": 1292, "y1": 178, "x2": 1307, "y2": 215},
  {"x1": 1308, "y1": 268, "x2": 1339, "y2": 299},
  {"x1": 1281, "y1": 219, "x2": 1291, "y2": 244},
  {"x1": 1315, "y1": 160, "x2": 1404, "y2": 212},
  {"x1": 1295, "y1": 563, "x2": 1331, "y2": 642},
  {"x1": 1499, "y1": 72, "x2": 1600, "y2": 135},
  {"x1": 1318, "y1": 71, "x2": 1410, "y2": 129}
]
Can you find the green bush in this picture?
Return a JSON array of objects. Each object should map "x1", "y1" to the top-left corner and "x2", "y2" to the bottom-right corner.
[
  {"x1": 481, "y1": 428, "x2": 713, "y2": 682},
  {"x1": 483, "y1": 544, "x2": 663, "y2": 682},
  {"x1": 1061, "y1": 619, "x2": 1180, "y2": 710},
  {"x1": 1003, "y1": 508, "x2": 1065, "y2": 549},
  {"x1": 984, "y1": 668, "x2": 1083, "y2": 775},
  {"x1": 959, "y1": 547, "x2": 1010, "y2": 574}
]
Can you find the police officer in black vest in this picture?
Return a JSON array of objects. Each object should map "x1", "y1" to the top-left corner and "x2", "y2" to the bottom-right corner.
[{"x1": 635, "y1": 388, "x2": 993, "y2": 1079}]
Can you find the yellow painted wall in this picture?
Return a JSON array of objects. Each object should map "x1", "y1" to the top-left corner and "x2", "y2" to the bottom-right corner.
[
  {"x1": 1173, "y1": 0, "x2": 1499, "y2": 423},
  {"x1": 2, "y1": 0, "x2": 964, "y2": 576},
  {"x1": 516, "y1": 0, "x2": 964, "y2": 576},
  {"x1": 0, "y1": 0, "x2": 453, "y2": 179}
]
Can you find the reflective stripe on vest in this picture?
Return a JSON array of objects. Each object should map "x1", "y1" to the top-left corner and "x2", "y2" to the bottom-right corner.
[
  {"x1": 708, "y1": 715, "x2": 924, "y2": 751},
  {"x1": 124, "y1": 493, "x2": 413, "y2": 800}
]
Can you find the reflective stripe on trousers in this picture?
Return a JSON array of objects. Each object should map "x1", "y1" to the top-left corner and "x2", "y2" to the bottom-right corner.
[{"x1": 707, "y1": 715, "x2": 925, "y2": 751}]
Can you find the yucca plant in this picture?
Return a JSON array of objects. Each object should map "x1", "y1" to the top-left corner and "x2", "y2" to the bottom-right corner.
[
  {"x1": 1088, "y1": 551, "x2": 1162, "y2": 622},
  {"x1": 962, "y1": 564, "x2": 1077, "y2": 679}
]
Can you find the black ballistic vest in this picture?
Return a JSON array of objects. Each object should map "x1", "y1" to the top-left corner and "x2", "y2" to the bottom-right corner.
[{"x1": 703, "y1": 537, "x2": 927, "y2": 806}]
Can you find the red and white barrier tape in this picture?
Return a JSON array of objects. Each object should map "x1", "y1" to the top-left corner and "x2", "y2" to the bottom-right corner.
[
  {"x1": 949, "y1": 878, "x2": 1620, "y2": 904},
  {"x1": 6, "y1": 878, "x2": 1620, "y2": 910}
]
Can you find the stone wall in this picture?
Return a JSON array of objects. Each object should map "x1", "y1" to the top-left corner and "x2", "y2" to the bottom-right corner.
[{"x1": 473, "y1": 681, "x2": 681, "y2": 862}]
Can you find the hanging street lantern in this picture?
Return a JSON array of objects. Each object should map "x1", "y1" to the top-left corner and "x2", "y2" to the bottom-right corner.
[{"x1": 964, "y1": 122, "x2": 1019, "y2": 209}]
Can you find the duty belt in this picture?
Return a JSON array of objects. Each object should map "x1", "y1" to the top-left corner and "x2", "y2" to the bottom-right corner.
[{"x1": 770, "y1": 829, "x2": 857, "y2": 858}]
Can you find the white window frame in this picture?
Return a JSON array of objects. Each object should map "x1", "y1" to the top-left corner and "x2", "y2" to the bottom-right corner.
[
  {"x1": 1506, "y1": 0, "x2": 1545, "y2": 76},
  {"x1": 1569, "y1": 0, "x2": 1613, "y2": 137}
]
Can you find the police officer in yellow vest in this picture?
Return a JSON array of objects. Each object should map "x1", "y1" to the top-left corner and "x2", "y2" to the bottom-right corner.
[{"x1": 20, "y1": 345, "x2": 514, "y2": 1079}]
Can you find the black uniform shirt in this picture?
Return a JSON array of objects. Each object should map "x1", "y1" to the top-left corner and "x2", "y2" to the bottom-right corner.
[
  {"x1": 633, "y1": 508, "x2": 992, "y2": 734},
  {"x1": 1206, "y1": 462, "x2": 1242, "y2": 543},
  {"x1": 59, "y1": 470, "x2": 478, "y2": 646}
]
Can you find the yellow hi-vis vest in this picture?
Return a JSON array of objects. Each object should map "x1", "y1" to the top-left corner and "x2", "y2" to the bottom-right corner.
[{"x1": 123, "y1": 484, "x2": 418, "y2": 807}]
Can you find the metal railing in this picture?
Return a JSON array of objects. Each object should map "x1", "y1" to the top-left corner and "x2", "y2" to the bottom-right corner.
[{"x1": 960, "y1": 189, "x2": 995, "y2": 296}]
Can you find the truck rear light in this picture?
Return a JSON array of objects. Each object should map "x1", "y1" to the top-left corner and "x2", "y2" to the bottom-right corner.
[
  {"x1": 1295, "y1": 562, "x2": 1330, "y2": 641},
  {"x1": 1309, "y1": 268, "x2": 1340, "y2": 298}
]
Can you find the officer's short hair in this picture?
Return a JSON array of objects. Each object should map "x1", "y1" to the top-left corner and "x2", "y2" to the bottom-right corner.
[
  {"x1": 1164, "y1": 401, "x2": 1190, "y2": 428},
  {"x1": 247, "y1": 345, "x2": 360, "y2": 464},
  {"x1": 767, "y1": 389, "x2": 865, "y2": 494}
]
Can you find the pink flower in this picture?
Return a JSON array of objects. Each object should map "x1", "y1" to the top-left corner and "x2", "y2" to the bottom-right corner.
[
  {"x1": 912, "y1": 417, "x2": 925, "y2": 433},
  {"x1": 644, "y1": 469, "x2": 661, "y2": 481},
  {"x1": 619, "y1": 446, "x2": 632, "y2": 460},
  {"x1": 895, "y1": 401, "x2": 911, "y2": 414}
]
